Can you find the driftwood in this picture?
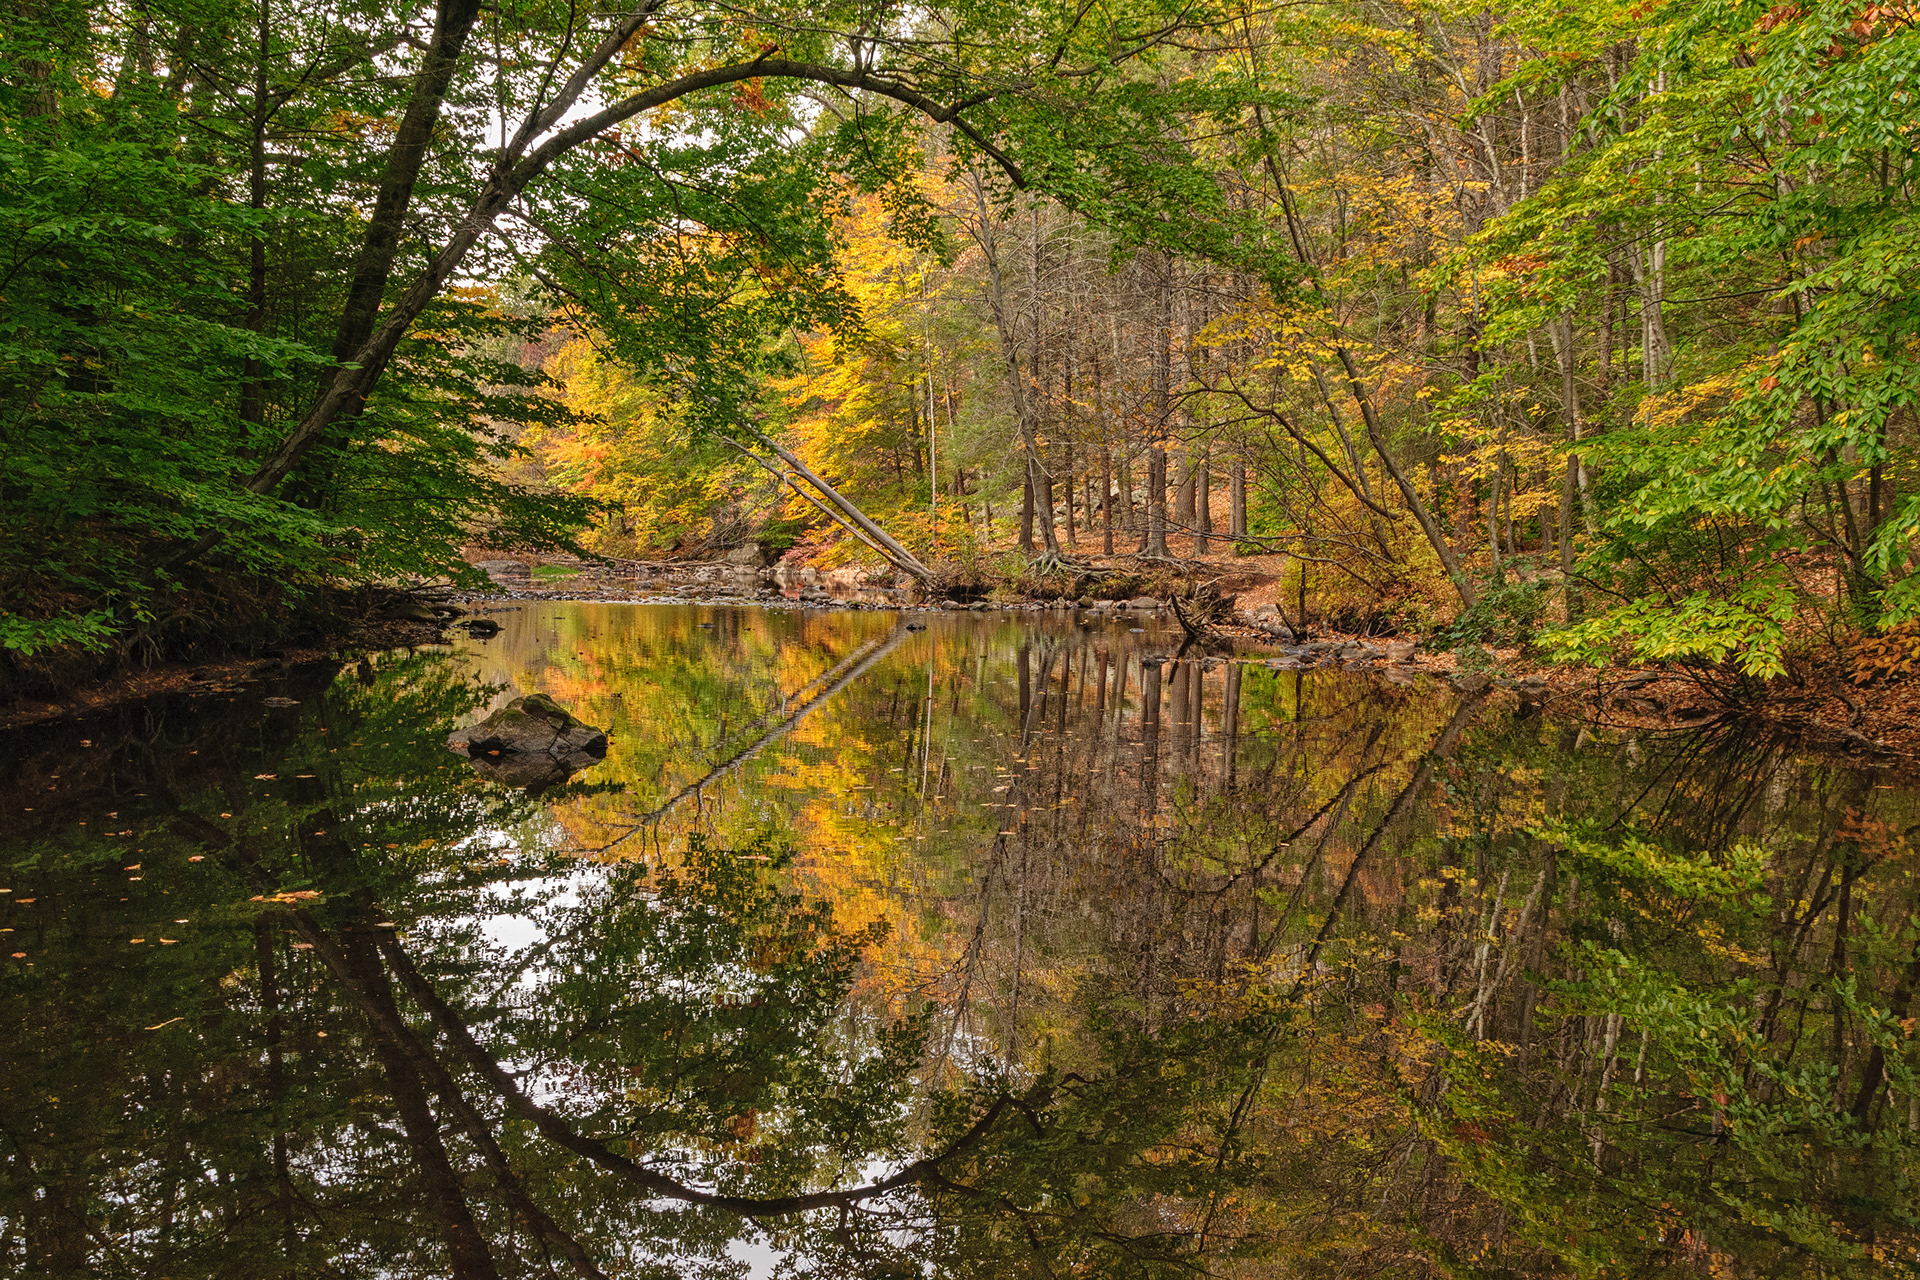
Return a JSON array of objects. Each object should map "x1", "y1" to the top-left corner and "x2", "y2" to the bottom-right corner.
[{"x1": 744, "y1": 432, "x2": 934, "y2": 582}]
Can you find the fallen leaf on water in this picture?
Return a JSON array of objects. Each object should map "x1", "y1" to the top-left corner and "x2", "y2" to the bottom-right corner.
[
  {"x1": 9, "y1": 953, "x2": 24, "y2": 959},
  {"x1": 15, "y1": 898, "x2": 35, "y2": 904},
  {"x1": 220, "y1": 813, "x2": 231, "y2": 818},
  {"x1": 158, "y1": 938, "x2": 178, "y2": 944},
  {"x1": 253, "y1": 774, "x2": 276, "y2": 780},
  {"x1": 130, "y1": 938, "x2": 145, "y2": 944},
  {"x1": 188, "y1": 856, "x2": 204, "y2": 862},
  {"x1": 124, "y1": 864, "x2": 140, "y2": 871},
  {"x1": 173, "y1": 919, "x2": 189, "y2": 923}
]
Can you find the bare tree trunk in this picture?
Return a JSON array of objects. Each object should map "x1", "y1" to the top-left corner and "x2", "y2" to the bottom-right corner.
[
  {"x1": 1146, "y1": 256, "x2": 1172, "y2": 557},
  {"x1": 1028, "y1": 205, "x2": 1059, "y2": 554},
  {"x1": 1147, "y1": 447, "x2": 1169, "y2": 557},
  {"x1": 1019, "y1": 472, "x2": 1036, "y2": 552},
  {"x1": 1195, "y1": 442, "x2": 1212, "y2": 555},
  {"x1": 749, "y1": 436, "x2": 932, "y2": 578},
  {"x1": 1063, "y1": 353, "x2": 1077, "y2": 548},
  {"x1": 728, "y1": 444, "x2": 922, "y2": 577},
  {"x1": 1063, "y1": 442, "x2": 1077, "y2": 547},
  {"x1": 971, "y1": 181, "x2": 1056, "y2": 558},
  {"x1": 1230, "y1": 454, "x2": 1247, "y2": 552},
  {"x1": 1102, "y1": 445, "x2": 1115, "y2": 555}
]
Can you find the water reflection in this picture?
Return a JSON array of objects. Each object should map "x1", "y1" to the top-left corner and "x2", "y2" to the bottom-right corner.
[{"x1": 1, "y1": 604, "x2": 1914, "y2": 1277}]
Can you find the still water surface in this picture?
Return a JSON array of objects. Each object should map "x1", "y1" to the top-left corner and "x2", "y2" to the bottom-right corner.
[{"x1": 3, "y1": 603, "x2": 1914, "y2": 1276}]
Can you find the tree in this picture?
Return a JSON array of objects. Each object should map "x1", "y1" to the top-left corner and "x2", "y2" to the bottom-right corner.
[
  {"x1": 2, "y1": 0, "x2": 1272, "y2": 662},
  {"x1": 1475, "y1": 0, "x2": 1920, "y2": 672}
]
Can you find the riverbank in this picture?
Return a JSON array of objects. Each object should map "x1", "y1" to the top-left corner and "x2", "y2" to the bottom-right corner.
[
  {"x1": 0, "y1": 614, "x2": 444, "y2": 732},
  {"x1": 6, "y1": 564, "x2": 1912, "y2": 761}
]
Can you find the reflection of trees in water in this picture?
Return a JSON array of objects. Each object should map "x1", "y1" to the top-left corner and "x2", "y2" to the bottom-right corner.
[
  {"x1": 850, "y1": 631, "x2": 1920, "y2": 1275},
  {"x1": 2, "y1": 638, "x2": 1916, "y2": 1277}
]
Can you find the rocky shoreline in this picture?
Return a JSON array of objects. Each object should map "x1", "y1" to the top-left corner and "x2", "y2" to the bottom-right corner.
[
  {"x1": 5, "y1": 558, "x2": 1912, "y2": 762},
  {"x1": 438, "y1": 562, "x2": 1561, "y2": 694}
]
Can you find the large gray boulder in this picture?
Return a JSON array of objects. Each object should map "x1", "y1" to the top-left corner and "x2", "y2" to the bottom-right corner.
[
  {"x1": 1243, "y1": 603, "x2": 1295, "y2": 643},
  {"x1": 447, "y1": 694, "x2": 606, "y2": 791},
  {"x1": 474, "y1": 559, "x2": 532, "y2": 587}
]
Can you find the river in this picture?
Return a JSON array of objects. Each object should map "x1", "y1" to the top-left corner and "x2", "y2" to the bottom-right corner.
[{"x1": 2, "y1": 602, "x2": 1912, "y2": 1276}]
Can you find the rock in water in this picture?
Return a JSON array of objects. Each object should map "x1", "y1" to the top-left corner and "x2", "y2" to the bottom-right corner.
[
  {"x1": 451, "y1": 693, "x2": 606, "y2": 756},
  {"x1": 446, "y1": 694, "x2": 607, "y2": 791},
  {"x1": 382, "y1": 598, "x2": 442, "y2": 623}
]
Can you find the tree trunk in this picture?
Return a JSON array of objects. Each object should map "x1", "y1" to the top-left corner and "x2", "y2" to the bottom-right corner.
[
  {"x1": 1019, "y1": 472, "x2": 1036, "y2": 552},
  {"x1": 1027, "y1": 207, "x2": 1058, "y2": 554},
  {"x1": 1195, "y1": 443, "x2": 1212, "y2": 556},
  {"x1": 1146, "y1": 255, "x2": 1173, "y2": 557},
  {"x1": 1102, "y1": 445, "x2": 1115, "y2": 555},
  {"x1": 1257, "y1": 126, "x2": 1476, "y2": 609},
  {"x1": 1147, "y1": 447, "x2": 1169, "y2": 557},
  {"x1": 1062, "y1": 438, "x2": 1076, "y2": 547},
  {"x1": 1549, "y1": 314, "x2": 1588, "y2": 616},
  {"x1": 1230, "y1": 454, "x2": 1246, "y2": 552},
  {"x1": 752, "y1": 435, "x2": 932, "y2": 578}
]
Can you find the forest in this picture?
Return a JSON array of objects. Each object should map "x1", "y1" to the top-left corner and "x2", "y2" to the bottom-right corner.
[
  {"x1": 5, "y1": 0, "x2": 1920, "y2": 689},
  {"x1": 5, "y1": 3, "x2": 1920, "y2": 1274}
]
